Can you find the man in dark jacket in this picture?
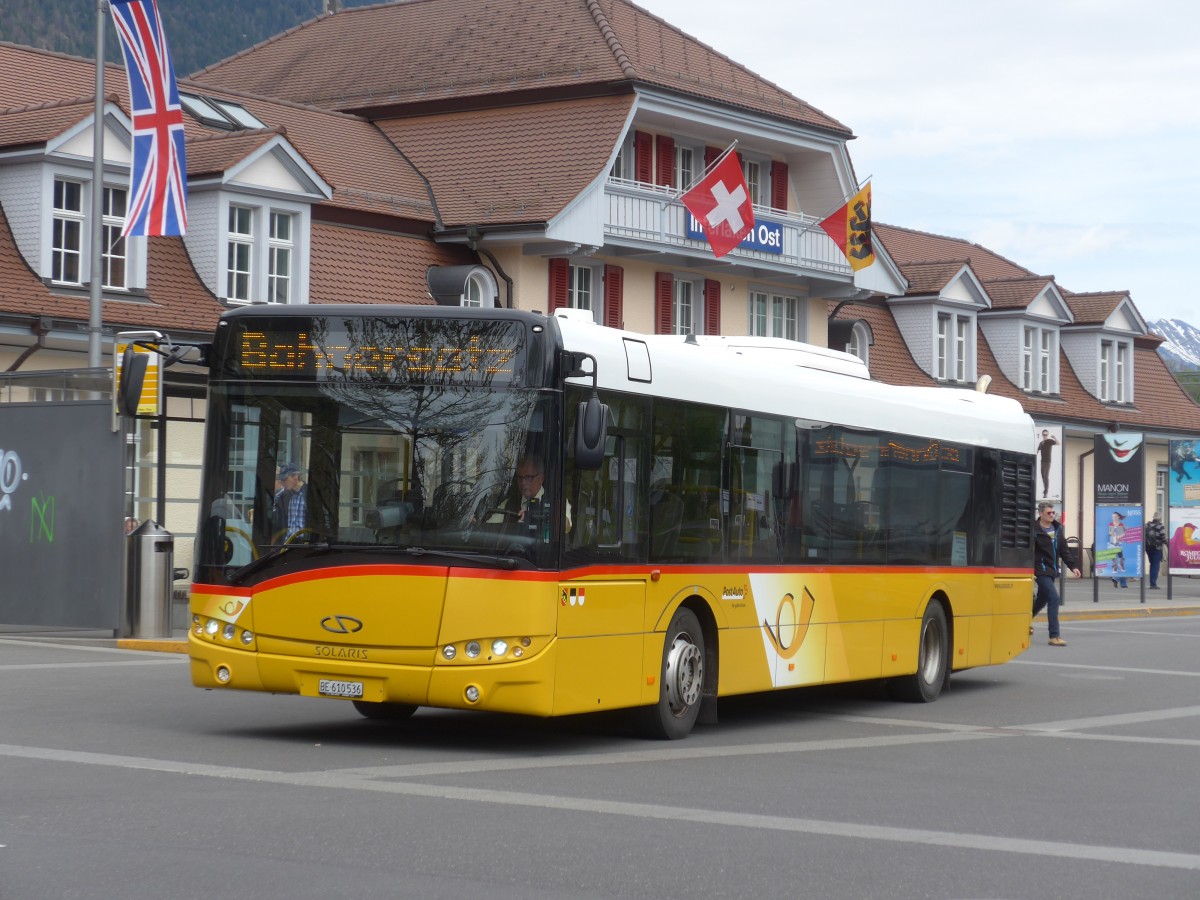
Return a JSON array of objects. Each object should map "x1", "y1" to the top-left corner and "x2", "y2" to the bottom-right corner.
[{"x1": 1033, "y1": 501, "x2": 1081, "y2": 646}]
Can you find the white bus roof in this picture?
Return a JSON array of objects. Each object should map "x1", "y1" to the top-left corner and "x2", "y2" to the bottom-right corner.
[{"x1": 554, "y1": 311, "x2": 1033, "y2": 455}]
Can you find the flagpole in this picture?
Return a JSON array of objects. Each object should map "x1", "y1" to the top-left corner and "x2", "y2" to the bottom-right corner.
[
  {"x1": 798, "y1": 176, "x2": 872, "y2": 234},
  {"x1": 89, "y1": 0, "x2": 108, "y2": 368}
]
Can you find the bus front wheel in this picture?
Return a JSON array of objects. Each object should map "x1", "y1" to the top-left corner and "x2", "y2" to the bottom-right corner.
[
  {"x1": 352, "y1": 700, "x2": 418, "y2": 721},
  {"x1": 888, "y1": 602, "x2": 949, "y2": 703},
  {"x1": 638, "y1": 607, "x2": 705, "y2": 740}
]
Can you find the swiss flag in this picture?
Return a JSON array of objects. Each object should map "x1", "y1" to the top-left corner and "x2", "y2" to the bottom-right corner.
[{"x1": 681, "y1": 152, "x2": 755, "y2": 258}]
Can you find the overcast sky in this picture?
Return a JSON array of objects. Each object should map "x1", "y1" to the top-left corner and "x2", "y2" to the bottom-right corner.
[{"x1": 638, "y1": 0, "x2": 1197, "y2": 324}]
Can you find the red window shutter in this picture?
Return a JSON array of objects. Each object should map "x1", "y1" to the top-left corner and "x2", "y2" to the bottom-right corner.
[
  {"x1": 604, "y1": 264, "x2": 624, "y2": 329},
  {"x1": 704, "y1": 145, "x2": 720, "y2": 169},
  {"x1": 548, "y1": 258, "x2": 569, "y2": 311},
  {"x1": 770, "y1": 161, "x2": 788, "y2": 210},
  {"x1": 655, "y1": 135, "x2": 675, "y2": 187},
  {"x1": 635, "y1": 131, "x2": 653, "y2": 184},
  {"x1": 655, "y1": 272, "x2": 673, "y2": 335},
  {"x1": 704, "y1": 279, "x2": 721, "y2": 336}
]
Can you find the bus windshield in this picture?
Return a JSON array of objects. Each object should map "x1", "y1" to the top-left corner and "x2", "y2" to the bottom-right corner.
[{"x1": 195, "y1": 381, "x2": 561, "y2": 584}]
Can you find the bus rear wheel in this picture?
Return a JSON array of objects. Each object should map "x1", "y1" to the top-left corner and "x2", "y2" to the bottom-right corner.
[
  {"x1": 888, "y1": 602, "x2": 948, "y2": 703},
  {"x1": 638, "y1": 607, "x2": 705, "y2": 740},
  {"x1": 352, "y1": 700, "x2": 418, "y2": 721}
]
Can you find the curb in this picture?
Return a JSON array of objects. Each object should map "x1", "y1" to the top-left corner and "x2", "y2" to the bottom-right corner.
[
  {"x1": 115, "y1": 638, "x2": 188, "y2": 654},
  {"x1": 1038, "y1": 606, "x2": 1200, "y2": 623}
]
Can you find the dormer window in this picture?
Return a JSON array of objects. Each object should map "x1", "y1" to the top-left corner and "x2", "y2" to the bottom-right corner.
[
  {"x1": 1099, "y1": 339, "x2": 1132, "y2": 403},
  {"x1": 1022, "y1": 325, "x2": 1058, "y2": 394},
  {"x1": 936, "y1": 312, "x2": 974, "y2": 383}
]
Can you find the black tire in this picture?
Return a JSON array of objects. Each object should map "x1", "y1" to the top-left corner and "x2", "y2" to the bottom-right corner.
[
  {"x1": 351, "y1": 700, "x2": 418, "y2": 721},
  {"x1": 888, "y1": 602, "x2": 949, "y2": 703},
  {"x1": 638, "y1": 607, "x2": 705, "y2": 740}
]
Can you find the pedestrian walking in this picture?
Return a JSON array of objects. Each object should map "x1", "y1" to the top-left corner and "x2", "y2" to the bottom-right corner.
[{"x1": 1033, "y1": 501, "x2": 1081, "y2": 647}]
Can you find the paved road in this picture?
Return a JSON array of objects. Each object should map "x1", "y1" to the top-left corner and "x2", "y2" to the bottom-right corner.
[{"x1": 3, "y1": 615, "x2": 1200, "y2": 899}]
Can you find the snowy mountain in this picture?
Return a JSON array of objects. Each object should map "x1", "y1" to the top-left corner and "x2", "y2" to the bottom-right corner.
[{"x1": 1150, "y1": 318, "x2": 1200, "y2": 370}]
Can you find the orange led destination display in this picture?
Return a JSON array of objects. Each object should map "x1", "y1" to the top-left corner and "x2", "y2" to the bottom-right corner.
[{"x1": 220, "y1": 316, "x2": 527, "y2": 385}]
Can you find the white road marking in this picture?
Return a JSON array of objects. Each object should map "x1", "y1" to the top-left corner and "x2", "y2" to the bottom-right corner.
[{"x1": 2, "y1": 728, "x2": 1200, "y2": 871}]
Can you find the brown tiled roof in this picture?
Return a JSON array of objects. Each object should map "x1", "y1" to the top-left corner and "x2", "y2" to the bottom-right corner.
[
  {"x1": 0, "y1": 197, "x2": 222, "y2": 336},
  {"x1": 980, "y1": 275, "x2": 1056, "y2": 311},
  {"x1": 376, "y1": 94, "x2": 635, "y2": 226},
  {"x1": 185, "y1": 129, "x2": 284, "y2": 179},
  {"x1": 976, "y1": 330, "x2": 1200, "y2": 432},
  {"x1": 874, "y1": 222, "x2": 1034, "y2": 281},
  {"x1": 0, "y1": 95, "x2": 108, "y2": 147},
  {"x1": 896, "y1": 260, "x2": 970, "y2": 295},
  {"x1": 1061, "y1": 290, "x2": 1128, "y2": 326},
  {"x1": 308, "y1": 222, "x2": 477, "y2": 305},
  {"x1": 831, "y1": 294, "x2": 1200, "y2": 434},
  {"x1": 0, "y1": 44, "x2": 434, "y2": 223},
  {"x1": 191, "y1": 0, "x2": 849, "y2": 134},
  {"x1": 829, "y1": 300, "x2": 937, "y2": 387}
]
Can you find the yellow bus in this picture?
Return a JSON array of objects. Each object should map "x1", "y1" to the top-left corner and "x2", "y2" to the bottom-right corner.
[{"x1": 185, "y1": 305, "x2": 1035, "y2": 739}]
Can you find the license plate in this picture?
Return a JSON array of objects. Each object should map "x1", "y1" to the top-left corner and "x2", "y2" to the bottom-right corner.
[{"x1": 318, "y1": 679, "x2": 363, "y2": 698}]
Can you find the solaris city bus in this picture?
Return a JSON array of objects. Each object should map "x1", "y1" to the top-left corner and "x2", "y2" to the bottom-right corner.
[{"x1": 176, "y1": 304, "x2": 1035, "y2": 739}]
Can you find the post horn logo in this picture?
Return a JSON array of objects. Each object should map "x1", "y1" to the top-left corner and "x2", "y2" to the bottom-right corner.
[
  {"x1": 762, "y1": 587, "x2": 815, "y2": 659},
  {"x1": 320, "y1": 615, "x2": 363, "y2": 634}
]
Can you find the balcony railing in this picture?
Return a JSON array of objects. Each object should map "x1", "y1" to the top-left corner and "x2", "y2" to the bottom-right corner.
[{"x1": 604, "y1": 178, "x2": 851, "y2": 277}]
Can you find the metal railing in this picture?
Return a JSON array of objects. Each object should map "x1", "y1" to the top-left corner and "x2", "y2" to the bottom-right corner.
[{"x1": 604, "y1": 178, "x2": 852, "y2": 276}]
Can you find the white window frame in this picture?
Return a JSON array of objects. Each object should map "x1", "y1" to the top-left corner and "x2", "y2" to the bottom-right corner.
[
  {"x1": 936, "y1": 314, "x2": 950, "y2": 380},
  {"x1": 226, "y1": 204, "x2": 254, "y2": 302},
  {"x1": 101, "y1": 185, "x2": 128, "y2": 290},
  {"x1": 1115, "y1": 341, "x2": 1129, "y2": 403},
  {"x1": 748, "y1": 289, "x2": 800, "y2": 341},
  {"x1": 741, "y1": 154, "x2": 766, "y2": 207},
  {"x1": 609, "y1": 133, "x2": 634, "y2": 181},
  {"x1": 675, "y1": 143, "x2": 696, "y2": 192},
  {"x1": 1022, "y1": 324, "x2": 1058, "y2": 394},
  {"x1": 220, "y1": 196, "x2": 310, "y2": 305},
  {"x1": 851, "y1": 321, "x2": 870, "y2": 365},
  {"x1": 44, "y1": 170, "x2": 145, "y2": 291},
  {"x1": 51, "y1": 177, "x2": 84, "y2": 285},
  {"x1": 1097, "y1": 337, "x2": 1133, "y2": 403},
  {"x1": 267, "y1": 210, "x2": 293, "y2": 304},
  {"x1": 955, "y1": 317, "x2": 968, "y2": 382},
  {"x1": 1099, "y1": 340, "x2": 1112, "y2": 401},
  {"x1": 935, "y1": 310, "x2": 974, "y2": 383},
  {"x1": 673, "y1": 277, "x2": 704, "y2": 336}
]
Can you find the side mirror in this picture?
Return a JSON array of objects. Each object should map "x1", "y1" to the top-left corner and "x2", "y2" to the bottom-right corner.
[
  {"x1": 573, "y1": 395, "x2": 608, "y2": 470},
  {"x1": 118, "y1": 345, "x2": 149, "y2": 418}
]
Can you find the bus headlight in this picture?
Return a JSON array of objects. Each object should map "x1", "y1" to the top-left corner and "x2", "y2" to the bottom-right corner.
[
  {"x1": 442, "y1": 645, "x2": 457, "y2": 660},
  {"x1": 222, "y1": 623, "x2": 236, "y2": 641},
  {"x1": 491, "y1": 639, "x2": 508, "y2": 656},
  {"x1": 465, "y1": 641, "x2": 481, "y2": 659}
]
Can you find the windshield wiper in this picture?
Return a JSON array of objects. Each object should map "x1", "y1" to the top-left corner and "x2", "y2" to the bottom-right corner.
[
  {"x1": 226, "y1": 541, "x2": 331, "y2": 585},
  {"x1": 403, "y1": 546, "x2": 519, "y2": 570}
]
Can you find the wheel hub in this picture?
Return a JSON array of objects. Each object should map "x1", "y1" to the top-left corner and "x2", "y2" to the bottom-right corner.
[{"x1": 664, "y1": 632, "x2": 703, "y2": 715}]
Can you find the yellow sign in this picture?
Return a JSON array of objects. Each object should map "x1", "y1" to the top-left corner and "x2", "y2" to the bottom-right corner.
[{"x1": 115, "y1": 342, "x2": 161, "y2": 417}]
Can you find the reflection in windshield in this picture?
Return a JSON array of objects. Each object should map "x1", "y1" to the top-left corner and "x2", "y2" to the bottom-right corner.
[{"x1": 196, "y1": 382, "x2": 559, "y2": 583}]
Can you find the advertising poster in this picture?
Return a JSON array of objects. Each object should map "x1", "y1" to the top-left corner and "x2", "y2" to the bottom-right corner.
[
  {"x1": 1094, "y1": 433, "x2": 1144, "y2": 504},
  {"x1": 1168, "y1": 506, "x2": 1200, "y2": 575},
  {"x1": 1167, "y1": 440, "x2": 1200, "y2": 576},
  {"x1": 1033, "y1": 424, "x2": 1063, "y2": 503},
  {"x1": 1094, "y1": 504, "x2": 1142, "y2": 581},
  {"x1": 1168, "y1": 439, "x2": 1200, "y2": 506}
]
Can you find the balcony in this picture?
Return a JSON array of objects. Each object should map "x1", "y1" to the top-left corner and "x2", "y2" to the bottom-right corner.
[{"x1": 604, "y1": 177, "x2": 851, "y2": 278}]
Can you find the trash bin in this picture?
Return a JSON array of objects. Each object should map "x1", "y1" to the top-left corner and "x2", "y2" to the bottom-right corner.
[{"x1": 125, "y1": 520, "x2": 173, "y2": 639}]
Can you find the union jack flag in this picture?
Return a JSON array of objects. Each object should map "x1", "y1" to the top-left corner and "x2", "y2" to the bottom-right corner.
[{"x1": 109, "y1": 0, "x2": 187, "y2": 236}]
